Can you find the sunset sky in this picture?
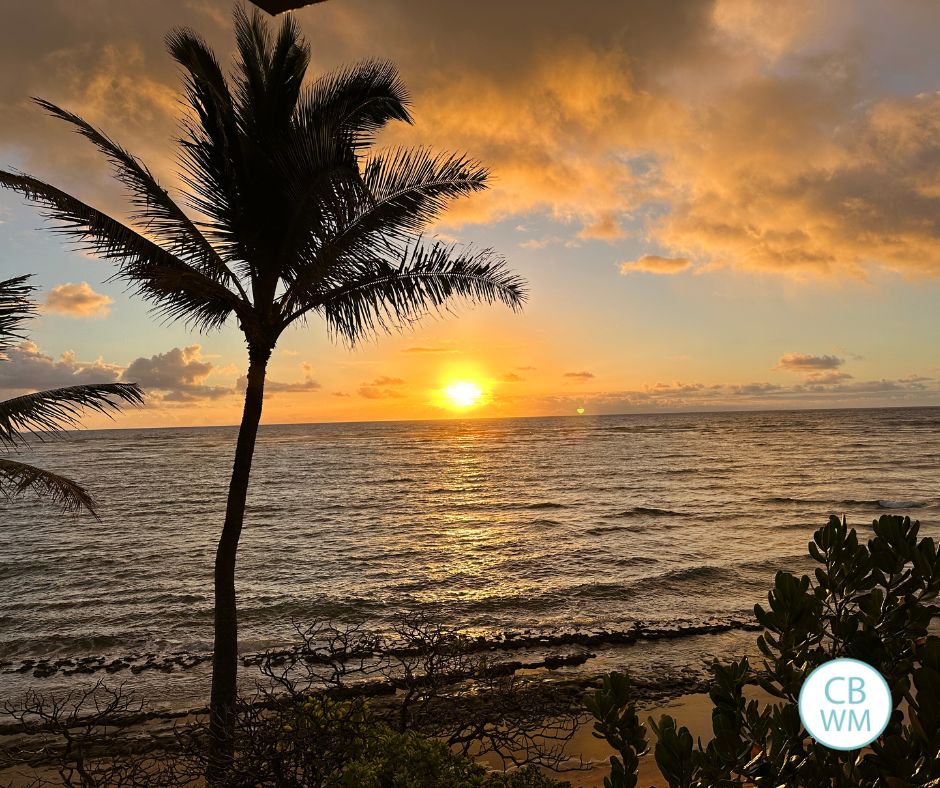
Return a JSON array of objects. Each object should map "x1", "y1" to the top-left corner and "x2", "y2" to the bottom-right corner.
[{"x1": 2, "y1": 0, "x2": 940, "y2": 427}]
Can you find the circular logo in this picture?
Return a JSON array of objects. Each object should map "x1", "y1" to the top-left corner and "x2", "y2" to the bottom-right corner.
[{"x1": 798, "y1": 658, "x2": 892, "y2": 750}]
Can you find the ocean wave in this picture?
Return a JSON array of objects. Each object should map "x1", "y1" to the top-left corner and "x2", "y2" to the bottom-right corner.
[
  {"x1": 612, "y1": 556, "x2": 659, "y2": 567},
  {"x1": 585, "y1": 524, "x2": 646, "y2": 535},
  {"x1": 564, "y1": 566, "x2": 732, "y2": 601},
  {"x1": 740, "y1": 554, "x2": 812, "y2": 573},
  {"x1": 762, "y1": 496, "x2": 926, "y2": 509},
  {"x1": 612, "y1": 506, "x2": 689, "y2": 518}
]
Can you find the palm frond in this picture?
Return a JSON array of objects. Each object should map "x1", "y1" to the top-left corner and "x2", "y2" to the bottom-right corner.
[
  {"x1": 269, "y1": 61, "x2": 413, "y2": 280},
  {"x1": 360, "y1": 147, "x2": 489, "y2": 237},
  {"x1": 308, "y1": 241, "x2": 527, "y2": 345},
  {"x1": 0, "y1": 458, "x2": 97, "y2": 515},
  {"x1": 32, "y1": 99, "x2": 239, "y2": 290},
  {"x1": 0, "y1": 171, "x2": 244, "y2": 331},
  {"x1": 296, "y1": 60, "x2": 412, "y2": 149},
  {"x1": 0, "y1": 383, "x2": 144, "y2": 447},
  {"x1": 278, "y1": 149, "x2": 489, "y2": 315},
  {"x1": 233, "y1": 5, "x2": 309, "y2": 139},
  {"x1": 167, "y1": 28, "x2": 247, "y2": 271},
  {"x1": 0, "y1": 275, "x2": 36, "y2": 356}
]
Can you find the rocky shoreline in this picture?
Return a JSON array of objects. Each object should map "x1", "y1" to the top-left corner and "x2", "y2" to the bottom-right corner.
[{"x1": 1, "y1": 617, "x2": 759, "y2": 683}]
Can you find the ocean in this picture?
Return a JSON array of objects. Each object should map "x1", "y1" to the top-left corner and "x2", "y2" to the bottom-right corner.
[{"x1": 1, "y1": 407, "x2": 938, "y2": 709}]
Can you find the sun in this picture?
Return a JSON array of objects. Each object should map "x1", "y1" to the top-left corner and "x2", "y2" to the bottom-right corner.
[{"x1": 443, "y1": 380, "x2": 483, "y2": 409}]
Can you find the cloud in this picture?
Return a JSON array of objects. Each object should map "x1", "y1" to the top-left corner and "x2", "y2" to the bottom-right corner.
[
  {"x1": 122, "y1": 345, "x2": 230, "y2": 401},
  {"x1": 501, "y1": 372, "x2": 524, "y2": 382},
  {"x1": 805, "y1": 370, "x2": 853, "y2": 385},
  {"x1": 6, "y1": 1, "x2": 940, "y2": 281},
  {"x1": 235, "y1": 363, "x2": 321, "y2": 396},
  {"x1": 777, "y1": 353, "x2": 844, "y2": 372},
  {"x1": 527, "y1": 372, "x2": 938, "y2": 414},
  {"x1": 728, "y1": 382, "x2": 784, "y2": 396},
  {"x1": 358, "y1": 376, "x2": 406, "y2": 399},
  {"x1": 577, "y1": 213, "x2": 626, "y2": 240},
  {"x1": 43, "y1": 282, "x2": 113, "y2": 318},
  {"x1": 619, "y1": 255, "x2": 692, "y2": 275},
  {"x1": 0, "y1": 341, "x2": 121, "y2": 391},
  {"x1": 563, "y1": 371, "x2": 595, "y2": 381},
  {"x1": 401, "y1": 346, "x2": 455, "y2": 354},
  {"x1": 648, "y1": 381, "x2": 705, "y2": 394}
]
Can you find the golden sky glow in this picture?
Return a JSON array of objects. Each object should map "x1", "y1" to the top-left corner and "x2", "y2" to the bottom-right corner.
[{"x1": 1, "y1": 1, "x2": 939, "y2": 427}]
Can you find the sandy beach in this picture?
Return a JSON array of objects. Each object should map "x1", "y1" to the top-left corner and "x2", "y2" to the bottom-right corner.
[{"x1": 0, "y1": 689, "x2": 719, "y2": 788}]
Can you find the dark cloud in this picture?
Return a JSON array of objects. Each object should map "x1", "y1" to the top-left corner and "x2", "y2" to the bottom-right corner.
[
  {"x1": 501, "y1": 372, "x2": 524, "y2": 382},
  {"x1": 563, "y1": 371, "x2": 595, "y2": 381},
  {"x1": 4, "y1": 0, "x2": 940, "y2": 290},
  {"x1": 122, "y1": 345, "x2": 230, "y2": 401},
  {"x1": 777, "y1": 353, "x2": 844, "y2": 372},
  {"x1": 728, "y1": 382, "x2": 784, "y2": 395},
  {"x1": 235, "y1": 363, "x2": 321, "y2": 396},
  {"x1": 529, "y1": 373, "x2": 938, "y2": 414},
  {"x1": 0, "y1": 341, "x2": 120, "y2": 391}
]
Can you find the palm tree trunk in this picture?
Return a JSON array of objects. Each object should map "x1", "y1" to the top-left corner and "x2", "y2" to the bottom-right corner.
[{"x1": 207, "y1": 344, "x2": 271, "y2": 780}]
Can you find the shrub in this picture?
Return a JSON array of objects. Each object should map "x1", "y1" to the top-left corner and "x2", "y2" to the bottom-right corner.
[
  {"x1": 2, "y1": 689, "x2": 570, "y2": 787},
  {"x1": 221, "y1": 695, "x2": 571, "y2": 787},
  {"x1": 587, "y1": 515, "x2": 940, "y2": 787}
]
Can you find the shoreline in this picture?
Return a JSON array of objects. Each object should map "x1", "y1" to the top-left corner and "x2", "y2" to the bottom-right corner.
[
  {"x1": 0, "y1": 688, "x2": 722, "y2": 788},
  {"x1": 0, "y1": 618, "x2": 759, "y2": 687}
]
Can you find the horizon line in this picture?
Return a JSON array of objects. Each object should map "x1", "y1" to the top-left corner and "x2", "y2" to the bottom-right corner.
[{"x1": 84, "y1": 402, "x2": 940, "y2": 433}]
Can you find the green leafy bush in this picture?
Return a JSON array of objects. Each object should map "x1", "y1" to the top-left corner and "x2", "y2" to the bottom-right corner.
[
  {"x1": 588, "y1": 515, "x2": 940, "y2": 787},
  {"x1": 214, "y1": 695, "x2": 569, "y2": 787},
  {"x1": 583, "y1": 672, "x2": 647, "y2": 788}
]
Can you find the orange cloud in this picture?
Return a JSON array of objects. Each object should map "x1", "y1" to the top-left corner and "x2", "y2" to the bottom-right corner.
[
  {"x1": 6, "y1": 0, "x2": 940, "y2": 293},
  {"x1": 358, "y1": 376, "x2": 406, "y2": 399},
  {"x1": 620, "y1": 255, "x2": 691, "y2": 275},
  {"x1": 44, "y1": 282, "x2": 113, "y2": 318},
  {"x1": 401, "y1": 346, "x2": 456, "y2": 354},
  {"x1": 578, "y1": 213, "x2": 627, "y2": 241}
]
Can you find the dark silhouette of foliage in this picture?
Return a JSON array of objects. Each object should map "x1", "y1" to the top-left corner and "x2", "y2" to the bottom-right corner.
[
  {"x1": 0, "y1": 276, "x2": 142, "y2": 516},
  {"x1": 253, "y1": 614, "x2": 584, "y2": 772},
  {"x1": 587, "y1": 514, "x2": 940, "y2": 787},
  {"x1": 0, "y1": 681, "x2": 186, "y2": 787},
  {"x1": 0, "y1": 5, "x2": 525, "y2": 773},
  {"x1": 1, "y1": 617, "x2": 576, "y2": 787},
  {"x1": 583, "y1": 672, "x2": 647, "y2": 788}
]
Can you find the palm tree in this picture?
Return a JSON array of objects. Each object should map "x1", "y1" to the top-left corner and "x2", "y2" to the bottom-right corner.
[
  {"x1": 0, "y1": 6, "x2": 526, "y2": 770},
  {"x1": 0, "y1": 275, "x2": 142, "y2": 514}
]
